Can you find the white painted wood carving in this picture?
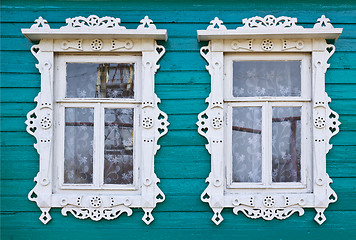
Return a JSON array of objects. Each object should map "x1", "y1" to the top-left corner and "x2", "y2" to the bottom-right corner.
[
  {"x1": 197, "y1": 15, "x2": 342, "y2": 225},
  {"x1": 22, "y1": 16, "x2": 168, "y2": 225}
]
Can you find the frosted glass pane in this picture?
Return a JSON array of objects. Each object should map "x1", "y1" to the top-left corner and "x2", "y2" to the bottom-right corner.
[
  {"x1": 272, "y1": 107, "x2": 301, "y2": 182},
  {"x1": 233, "y1": 61, "x2": 301, "y2": 97},
  {"x1": 232, "y1": 107, "x2": 262, "y2": 182},
  {"x1": 104, "y1": 108, "x2": 134, "y2": 184},
  {"x1": 66, "y1": 63, "x2": 134, "y2": 98},
  {"x1": 64, "y1": 108, "x2": 94, "y2": 184}
]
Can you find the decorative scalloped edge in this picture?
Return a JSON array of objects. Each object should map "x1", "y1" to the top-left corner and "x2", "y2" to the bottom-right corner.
[
  {"x1": 61, "y1": 15, "x2": 125, "y2": 30},
  {"x1": 61, "y1": 205, "x2": 133, "y2": 221},
  {"x1": 25, "y1": 17, "x2": 168, "y2": 225},
  {"x1": 233, "y1": 206, "x2": 305, "y2": 220},
  {"x1": 198, "y1": 15, "x2": 340, "y2": 225},
  {"x1": 30, "y1": 15, "x2": 159, "y2": 31},
  {"x1": 204, "y1": 15, "x2": 335, "y2": 31},
  {"x1": 239, "y1": 15, "x2": 302, "y2": 30}
]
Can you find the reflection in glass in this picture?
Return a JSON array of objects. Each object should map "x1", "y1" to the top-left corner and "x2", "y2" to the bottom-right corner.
[
  {"x1": 104, "y1": 108, "x2": 134, "y2": 184},
  {"x1": 272, "y1": 107, "x2": 301, "y2": 182},
  {"x1": 64, "y1": 108, "x2": 94, "y2": 184},
  {"x1": 232, "y1": 107, "x2": 262, "y2": 182},
  {"x1": 233, "y1": 61, "x2": 301, "y2": 97},
  {"x1": 66, "y1": 63, "x2": 134, "y2": 98}
]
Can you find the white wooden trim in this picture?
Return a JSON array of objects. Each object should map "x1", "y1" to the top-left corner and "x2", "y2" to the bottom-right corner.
[
  {"x1": 197, "y1": 15, "x2": 341, "y2": 225},
  {"x1": 25, "y1": 15, "x2": 168, "y2": 224},
  {"x1": 197, "y1": 15, "x2": 342, "y2": 41},
  {"x1": 22, "y1": 16, "x2": 167, "y2": 42}
]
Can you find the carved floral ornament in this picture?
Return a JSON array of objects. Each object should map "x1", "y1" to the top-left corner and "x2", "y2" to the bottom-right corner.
[
  {"x1": 197, "y1": 15, "x2": 342, "y2": 225},
  {"x1": 22, "y1": 16, "x2": 168, "y2": 224}
]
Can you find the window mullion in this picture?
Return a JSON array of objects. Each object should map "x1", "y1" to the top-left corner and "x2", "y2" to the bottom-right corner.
[
  {"x1": 94, "y1": 103, "x2": 102, "y2": 187},
  {"x1": 262, "y1": 101, "x2": 272, "y2": 186}
]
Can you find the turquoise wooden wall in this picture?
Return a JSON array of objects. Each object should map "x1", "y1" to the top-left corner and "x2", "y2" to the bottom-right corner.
[{"x1": 1, "y1": 0, "x2": 356, "y2": 239}]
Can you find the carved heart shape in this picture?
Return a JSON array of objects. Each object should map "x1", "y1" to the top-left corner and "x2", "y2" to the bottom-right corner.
[
  {"x1": 202, "y1": 48, "x2": 209, "y2": 55},
  {"x1": 156, "y1": 194, "x2": 164, "y2": 200},
  {"x1": 201, "y1": 127, "x2": 208, "y2": 133},
  {"x1": 29, "y1": 127, "x2": 37, "y2": 133},
  {"x1": 32, "y1": 47, "x2": 40, "y2": 53},
  {"x1": 329, "y1": 127, "x2": 336, "y2": 133},
  {"x1": 202, "y1": 193, "x2": 210, "y2": 199},
  {"x1": 326, "y1": 46, "x2": 334, "y2": 53},
  {"x1": 156, "y1": 47, "x2": 164, "y2": 54},
  {"x1": 201, "y1": 113, "x2": 208, "y2": 119},
  {"x1": 30, "y1": 113, "x2": 37, "y2": 119}
]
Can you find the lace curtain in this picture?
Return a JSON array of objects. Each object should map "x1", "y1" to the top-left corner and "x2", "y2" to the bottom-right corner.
[
  {"x1": 232, "y1": 107, "x2": 262, "y2": 182},
  {"x1": 64, "y1": 108, "x2": 94, "y2": 184},
  {"x1": 233, "y1": 61, "x2": 301, "y2": 97},
  {"x1": 104, "y1": 108, "x2": 134, "y2": 184},
  {"x1": 232, "y1": 61, "x2": 302, "y2": 183}
]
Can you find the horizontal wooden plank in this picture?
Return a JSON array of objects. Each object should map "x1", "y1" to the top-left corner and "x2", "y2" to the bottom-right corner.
[
  {"x1": 2, "y1": 112, "x2": 356, "y2": 132},
  {"x1": 2, "y1": 128, "x2": 355, "y2": 147},
  {"x1": 1, "y1": 143, "x2": 354, "y2": 180},
  {"x1": 2, "y1": 144, "x2": 353, "y2": 164},
  {"x1": 0, "y1": 71, "x2": 211, "y2": 88},
  {"x1": 326, "y1": 99, "x2": 356, "y2": 115},
  {"x1": 2, "y1": 37, "x2": 356, "y2": 52},
  {"x1": 1, "y1": 68, "x2": 356, "y2": 90},
  {"x1": 2, "y1": 69, "x2": 355, "y2": 90},
  {"x1": 1, "y1": 22, "x2": 356, "y2": 39},
  {"x1": 1, "y1": 99, "x2": 208, "y2": 116},
  {"x1": 2, "y1": 51, "x2": 356, "y2": 74},
  {"x1": 1, "y1": 208, "x2": 356, "y2": 231},
  {"x1": 2, "y1": 83, "x2": 356, "y2": 103},
  {"x1": 328, "y1": 130, "x2": 356, "y2": 146},
  {"x1": 2, "y1": 98, "x2": 355, "y2": 117},
  {"x1": 2, "y1": 217, "x2": 356, "y2": 240},
  {"x1": 0, "y1": 84, "x2": 211, "y2": 102},
  {"x1": 0, "y1": 129, "x2": 207, "y2": 146},
  {"x1": 326, "y1": 69, "x2": 356, "y2": 84},
  {"x1": 338, "y1": 114, "x2": 356, "y2": 131},
  {"x1": 0, "y1": 113, "x2": 203, "y2": 131},
  {"x1": 2, "y1": 188, "x2": 356, "y2": 213},
  {"x1": 1, "y1": 177, "x2": 354, "y2": 198},
  {"x1": 1, "y1": 153, "x2": 354, "y2": 180},
  {"x1": 1, "y1": 0, "x2": 356, "y2": 12},
  {"x1": 1, "y1": 7, "x2": 356, "y2": 22}
]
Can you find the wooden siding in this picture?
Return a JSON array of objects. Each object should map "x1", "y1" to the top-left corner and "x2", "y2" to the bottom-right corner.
[{"x1": 1, "y1": 0, "x2": 356, "y2": 239}]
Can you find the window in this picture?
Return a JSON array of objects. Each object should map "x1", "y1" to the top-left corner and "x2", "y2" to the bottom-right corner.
[
  {"x1": 225, "y1": 53, "x2": 312, "y2": 190},
  {"x1": 54, "y1": 55, "x2": 140, "y2": 190},
  {"x1": 197, "y1": 15, "x2": 342, "y2": 225},
  {"x1": 23, "y1": 15, "x2": 168, "y2": 224}
]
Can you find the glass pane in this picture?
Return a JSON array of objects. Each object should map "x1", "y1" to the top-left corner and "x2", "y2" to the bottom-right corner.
[
  {"x1": 272, "y1": 107, "x2": 301, "y2": 182},
  {"x1": 104, "y1": 108, "x2": 134, "y2": 184},
  {"x1": 66, "y1": 63, "x2": 134, "y2": 98},
  {"x1": 232, "y1": 107, "x2": 262, "y2": 182},
  {"x1": 64, "y1": 108, "x2": 94, "y2": 184},
  {"x1": 233, "y1": 61, "x2": 301, "y2": 97}
]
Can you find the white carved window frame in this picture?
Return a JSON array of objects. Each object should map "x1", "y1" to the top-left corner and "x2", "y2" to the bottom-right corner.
[
  {"x1": 22, "y1": 15, "x2": 169, "y2": 225},
  {"x1": 197, "y1": 15, "x2": 342, "y2": 225}
]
